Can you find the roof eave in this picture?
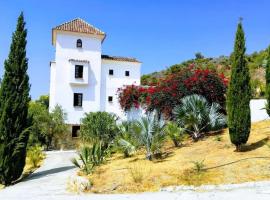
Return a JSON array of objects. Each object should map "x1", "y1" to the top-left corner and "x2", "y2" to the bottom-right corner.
[{"x1": 52, "y1": 29, "x2": 106, "y2": 46}]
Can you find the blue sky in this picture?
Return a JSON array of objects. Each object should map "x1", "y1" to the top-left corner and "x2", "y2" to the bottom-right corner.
[{"x1": 1, "y1": 0, "x2": 270, "y2": 99}]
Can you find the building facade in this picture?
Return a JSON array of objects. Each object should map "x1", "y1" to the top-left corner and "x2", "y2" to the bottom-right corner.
[{"x1": 49, "y1": 18, "x2": 141, "y2": 137}]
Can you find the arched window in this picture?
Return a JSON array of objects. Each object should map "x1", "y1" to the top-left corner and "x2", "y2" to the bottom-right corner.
[{"x1": 76, "y1": 39, "x2": 82, "y2": 48}]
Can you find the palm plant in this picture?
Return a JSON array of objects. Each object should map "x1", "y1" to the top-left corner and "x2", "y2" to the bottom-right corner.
[
  {"x1": 173, "y1": 94, "x2": 226, "y2": 140},
  {"x1": 116, "y1": 121, "x2": 137, "y2": 157},
  {"x1": 135, "y1": 111, "x2": 166, "y2": 160},
  {"x1": 164, "y1": 121, "x2": 184, "y2": 147}
]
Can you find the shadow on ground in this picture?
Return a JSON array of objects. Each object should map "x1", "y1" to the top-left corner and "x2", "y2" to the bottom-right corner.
[
  {"x1": 22, "y1": 166, "x2": 75, "y2": 182},
  {"x1": 241, "y1": 137, "x2": 269, "y2": 152}
]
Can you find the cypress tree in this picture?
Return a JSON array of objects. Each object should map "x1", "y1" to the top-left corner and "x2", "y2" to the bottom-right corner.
[
  {"x1": 0, "y1": 13, "x2": 31, "y2": 185},
  {"x1": 227, "y1": 20, "x2": 251, "y2": 152},
  {"x1": 265, "y1": 46, "x2": 270, "y2": 116}
]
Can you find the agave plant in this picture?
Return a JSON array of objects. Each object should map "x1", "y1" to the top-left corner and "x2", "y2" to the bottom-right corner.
[
  {"x1": 164, "y1": 121, "x2": 184, "y2": 147},
  {"x1": 135, "y1": 111, "x2": 166, "y2": 160},
  {"x1": 71, "y1": 142, "x2": 107, "y2": 174},
  {"x1": 173, "y1": 94, "x2": 226, "y2": 140}
]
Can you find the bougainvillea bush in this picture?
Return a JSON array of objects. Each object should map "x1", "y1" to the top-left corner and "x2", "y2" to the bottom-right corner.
[{"x1": 118, "y1": 64, "x2": 228, "y2": 118}]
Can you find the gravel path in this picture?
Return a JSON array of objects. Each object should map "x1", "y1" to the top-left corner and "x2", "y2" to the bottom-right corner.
[{"x1": 0, "y1": 150, "x2": 270, "y2": 199}]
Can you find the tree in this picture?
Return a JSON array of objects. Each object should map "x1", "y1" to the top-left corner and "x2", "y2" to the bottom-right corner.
[
  {"x1": 227, "y1": 20, "x2": 251, "y2": 151},
  {"x1": 265, "y1": 46, "x2": 270, "y2": 116},
  {"x1": 36, "y1": 95, "x2": 49, "y2": 109},
  {"x1": 28, "y1": 101, "x2": 50, "y2": 147},
  {"x1": 0, "y1": 13, "x2": 31, "y2": 185},
  {"x1": 80, "y1": 112, "x2": 118, "y2": 149},
  {"x1": 195, "y1": 52, "x2": 204, "y2": 60},
  {"x1": 47, "y1": 105, "x2": 68, "y2": 150}
]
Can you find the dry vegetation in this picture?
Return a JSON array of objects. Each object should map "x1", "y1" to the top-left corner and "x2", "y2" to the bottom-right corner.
[{"x1": 86, "y1": 120, "x2": 270, "y2": 193}]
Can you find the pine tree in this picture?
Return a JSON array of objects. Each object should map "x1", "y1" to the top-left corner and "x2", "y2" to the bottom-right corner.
[
  {"x1": 265, "y1": 46, "x2": 270, "y2": 116},
  {"x1": 227, "y1": 20, "x2": 251, "y2": 152},
  {"x1": 0, "y1": 13, "x2": 31, "y2": 185}
]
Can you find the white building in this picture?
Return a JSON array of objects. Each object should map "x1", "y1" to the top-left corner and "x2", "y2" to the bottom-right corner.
[{"x1": 49, "y1": 18, "x2": 141, "y2": 137}]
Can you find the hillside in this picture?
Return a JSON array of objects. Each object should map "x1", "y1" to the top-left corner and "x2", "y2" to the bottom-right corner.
[
  {"x1": 87, "y1": 120, "x2": 270, "y2": 193},
  {"x1": 141, "y1": 49, "x2": 268, "y2": 98}
]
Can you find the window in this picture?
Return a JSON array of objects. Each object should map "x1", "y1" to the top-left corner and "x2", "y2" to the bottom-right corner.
[
  {"x1": 74, "y1": 93, "x2": 83, "y2": 107},
  {"x1": 75, "y1": 65, "x2": 83, "y2": 78},
  {"x1": 72, "y1": 126, "x2": 80, "y2": 137},
  {"x1": 125, "y1": 71, "x2": 130, "y2": 77},
  {"x1": 108, "y1": 96, "x2": 113, "y2": 102},
  {"x1": 76, "y1": 39, "x2": 82, "y2": 48},
  {"x1": 109, "y1": 69, "x2": 114, "y2": 75}
]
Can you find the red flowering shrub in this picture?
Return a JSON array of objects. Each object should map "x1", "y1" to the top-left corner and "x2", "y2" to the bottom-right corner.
[{"x1": 118, "y1": 65, "x2": 228, "y2": 118}]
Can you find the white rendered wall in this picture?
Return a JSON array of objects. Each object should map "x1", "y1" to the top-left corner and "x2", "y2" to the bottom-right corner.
[
  {"x1": 49, "y1": 32, "x2": 102, "y2": 124},
  {"x1": 250, "y1": 99, "x2": 270, "y2": 122},
  {"x1": 101, "y1": 59, "x2": 141, "y2": 120}
]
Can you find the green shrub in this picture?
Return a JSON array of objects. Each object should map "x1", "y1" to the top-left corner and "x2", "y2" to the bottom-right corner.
[
  {"x1": 116, "y1": 121, "x2": 139, "y2": 157},
  {"x1": 164, "y1": 121, "x2": 184, "y2": 147},
  {"x1": 173, "y1": 94, "x2": 226, "y2": 140},
  {"x1": 72, "y1": 142, "x2": 107, "y2": 175},
  {"x1": 27, "y1": 145, "x2": 45, "y2": 168},
  {"x1": 80, "y1": 112, "x2": 118, "y2": 149}
]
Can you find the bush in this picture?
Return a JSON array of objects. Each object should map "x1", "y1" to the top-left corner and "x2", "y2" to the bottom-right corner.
[
  {"x1": 164, "y1": 121, "x2": 184, "y2": 147},
  {"x1": 129, "y1": 163, "x2": 149, "y2": 183},
  {"x1": 116, "y1": 121, "x2": 139, "y2": 157},
  {"x1": 173, "y1": 94, "x2": 226, "y2": 140},
  {"x1": 27, "y1": 145, "x2": 45, "y2": 168},
  {"x1": 80, "y1": 112, "x2": 118, "y2": 149},
  {"x1": 118, "y1": 65, "x2": 227, "y2": 118},
  {"x1": 71, "y1": 142, "x2": 107, "y2": 175},
  {"x1": 135, "y1": 111, "x2": 166, "y2": 160}
]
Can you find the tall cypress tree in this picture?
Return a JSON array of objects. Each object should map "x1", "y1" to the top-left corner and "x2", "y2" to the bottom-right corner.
[
  {"x1": 0, "y1": 13, "x2": 31, "y2": 185},
  {"x1": 265, "y1": 46, "x2": 270, "y2": 116},
  {"x1": 227, "y1": 20, "x2": 251, "y2": 152}
]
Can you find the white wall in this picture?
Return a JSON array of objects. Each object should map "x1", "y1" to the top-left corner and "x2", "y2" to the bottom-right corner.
[
  {"x1": 250, "y1": 99, "x2": 270, "y2": 122},
  {"x1": 49, "y1": 32, "x2": 102, "y2": 125},
  {"x1": 101, "y1": 59, "x2": 141, "y2": 120}
]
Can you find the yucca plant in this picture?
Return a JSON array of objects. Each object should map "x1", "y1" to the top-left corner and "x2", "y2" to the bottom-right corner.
[
  {"x1": 71, "y1": 142, "x2": 107, "y2": 174},
  {"x1": 173, "y1": 94, "x2": 226, "y2": 140},
  {"x1": 164, "y1": 121, "x2": 184, "y2": 147},
  {"x1": 135, "y1": 111, "x2": 166, "y2": 160}
]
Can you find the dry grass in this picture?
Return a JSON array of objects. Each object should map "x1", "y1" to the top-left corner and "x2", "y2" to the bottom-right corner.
[{"x1": 87, "y1": 120, "x2": 270, "y2": 193}]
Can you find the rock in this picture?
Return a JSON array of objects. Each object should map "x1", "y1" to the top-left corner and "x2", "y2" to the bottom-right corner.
[{"x1": 67, "y1": 175, "x2": 91, "y2": 193}]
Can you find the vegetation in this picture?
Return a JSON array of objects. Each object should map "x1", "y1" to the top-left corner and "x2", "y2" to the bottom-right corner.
[
  {"x1": 134, "y1": 111, "x2": 166, "y2": 160},
  {"x1": 173, "y1": 95, "x2": 226, "y2": 140},
  {"x1": 164, "y1": 121, "x2": 184, "y2": 147},
  {"x1": 80, "y1": 112, "x2": 118, "y2": 149},
  {"x1": 29, "y1": 102, "x2": 67, "y2": 150},
  {"x1": 28, "y1": 101, "x2": 50, "y2": 147},
  {"x1": 227, "y1": 21, "x2": 251, "y2": 151},
  {"x1": 265, "y1": 46, "x2": 270, "y2": 116},
  {"x1": 72, "y1": 142, "x2": 108, "y2": 175},
  {"x1": 26, "y1": 145, "x2": 45, "y2": 168},
  {"x1": 0, "y1": 13, "x2": 31, "y2": 185},
  {"x1": 119, "y1": 66, "x2": 227, "y2": 118},
  {"x1": 87, "y1": 120, "x2": 270, "y2": 193}
]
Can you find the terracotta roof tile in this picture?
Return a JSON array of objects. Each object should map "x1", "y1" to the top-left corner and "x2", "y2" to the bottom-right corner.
[
  {"x1": 101, "y1": 55, "x2": 141, "y2": 63},
  {"x1": 53, "y1": 18, "x2": 105, "y2": 36}
]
